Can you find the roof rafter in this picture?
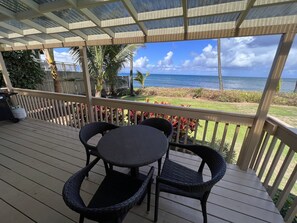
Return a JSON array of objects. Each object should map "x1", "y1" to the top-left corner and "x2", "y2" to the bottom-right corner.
[
  {"x1": 0, "y1": 38, "x2": 14, "y2": 47},
  {"x1": 255, "y1": 0, "x2": 297, "y2": 6},
  {"x1": 121, "y1": 0, "x2": 148, "y2": 36},
  {"x1": 20, "y1": 0, "x2": 87, "y2": 40},
  {"x1": 188, "y1": 1, "x2": 245, "y2": 18},
  {"x1": 0, "y1": 5, "x2": 16, "y2": 18},
  {"x1": 66, "y1": 0, "x2": 115, "y2": 38},
  {"x1": 0, "y1": 22, "x2": 23, "y2": 35},
  {"x1": 0, "y1": 0, "x2": 296, "y2": 51},
  {"x1": 13, "y1": 38, "x2": 28, "y2": 45},
  {"x1": 27, "y1": 35, "x2": 46, "y2": 44},
  {"x1": 235, "y1": 0, "x2": 257, "y2": 32},
  {"x1": 76, "y1": 0, "x2": 117, "y2": 9},
  {"x1": 182, "y1": 0, "x2": 188, "y2": 40},
  {"x1": 138, "y1": 8, "x2": 183, "y2": 21}
]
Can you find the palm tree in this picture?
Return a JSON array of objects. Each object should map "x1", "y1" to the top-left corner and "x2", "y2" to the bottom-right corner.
[
  {"x1": 43, "y1": 49, "x2": 62, "y2": 92},
  {"x1": 134, "y1": 70, "x2": 150, "y2": 88},
  {"x1": 129, "y1": 54, "x2": 134, "y2": 96},
  {"x1": 217, "y1": 39, "x2": 223, "y2": 91},
  {"x1": 70, "y1": 44, "x2": 141, "y2": 97}
]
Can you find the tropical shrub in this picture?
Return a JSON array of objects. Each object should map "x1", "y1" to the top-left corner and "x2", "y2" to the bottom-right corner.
[
  {"x1": 128, "y1": 99, "x2": 198, "y2": 143},
  {"x1": 134, "y1": 70, "x2": 150, "y2": 88},
  {"x1": 69, "y1": 104, "x2": 124, "y2": 128},
  {"x1": 273, "y1": 189, "x2": 297, "y2": 223},
  {"x1": 0, "y1": 50, "x2": 45, "y2": 89}
]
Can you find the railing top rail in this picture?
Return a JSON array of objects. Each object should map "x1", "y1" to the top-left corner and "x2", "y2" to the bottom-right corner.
[
  {"x1": 266, "y1": 116, "x2": 297, "y2": 151},
  {"x1": 13, "y1": 88, "x2": 87, "y2": 103},
  {"x1": 92, "y1": 97, "x2": 255, "y2": 126},
  {"x1": 12, "y1": 88, "x2": 256, "y2": 126}
]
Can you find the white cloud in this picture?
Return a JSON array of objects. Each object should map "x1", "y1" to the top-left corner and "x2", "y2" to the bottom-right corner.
[
  {"x1": 182, "y1": 60, "x2": 191, "y2": 67},
  {"x1": 181, "y1": 35, "x2": 296, "y2": 75},
  {"x1": 134, "y1": 56, "x2": 149, "y2": 68},
  {"x1": 119, "y1": 35, "x2": 297, "y2": 77},
  {"x1": 158, "y1": 51, "x2": 174, "y2": 67}
]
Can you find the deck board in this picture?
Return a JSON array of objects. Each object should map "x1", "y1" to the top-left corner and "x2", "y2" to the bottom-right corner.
[{"x1": 0, "y1": 119, "x2": 283, "y2": 223}]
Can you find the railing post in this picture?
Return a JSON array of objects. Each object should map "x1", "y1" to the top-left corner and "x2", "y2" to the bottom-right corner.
[
  {"x1": 80, "y1": 46, "x2": 94, "y2": 123},
  {"x1": 237, "y1": 32, "x2": 296, "y2": 170},
  {"x1": 0, "y1": 52, "x2": 13, "y2": 92}
]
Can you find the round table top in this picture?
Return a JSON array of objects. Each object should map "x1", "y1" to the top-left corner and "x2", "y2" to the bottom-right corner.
[{"x1": 97, "y1": 125, "x2": 168, "y2": 168}]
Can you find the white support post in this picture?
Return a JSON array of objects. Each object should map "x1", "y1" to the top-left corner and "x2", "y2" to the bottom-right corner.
[
  {"x1": 0, "y1": 51, "x2": 13, "y2": 91},
  {"x1": 80, "y1": 46, "x2": 94, "y2": 123},
  {"x1": 237, "y1": 32, "x2": 296, "y2": 170}
]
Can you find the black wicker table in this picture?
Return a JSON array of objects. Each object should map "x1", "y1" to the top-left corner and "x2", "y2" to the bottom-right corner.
[{"x1": 97, "y1": 125, "x2": 168, "y2": 176}]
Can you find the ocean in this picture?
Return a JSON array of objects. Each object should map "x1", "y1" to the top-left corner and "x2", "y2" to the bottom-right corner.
[{"x1": 120, "y1": 74, "x2": 297, "y2": 93}]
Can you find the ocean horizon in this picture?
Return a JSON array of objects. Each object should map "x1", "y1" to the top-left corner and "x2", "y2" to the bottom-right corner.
[{"x1": 120, "y1": 73, "x2": 297, "y2": 93}]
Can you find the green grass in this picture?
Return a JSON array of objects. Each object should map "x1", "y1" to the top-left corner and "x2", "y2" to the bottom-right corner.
[
  {"x1": 122, "y1": 95, "x2": 297, "y2": 127},
  {"x1": 121, "y1": 94, "x2": 297, "y2": 214}
]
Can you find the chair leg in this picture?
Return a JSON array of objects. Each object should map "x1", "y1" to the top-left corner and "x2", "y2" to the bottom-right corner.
[
  {"x1": 103, "y1": 161, "x2": 110, "y2": 175},
  {"x1": 201, "y1": 192, "x2": 210, "y2": 223},
  {"x1": 158, "y1": 159, "x2": 162, "y2": 176},
  {"x1": 166, "y1": 148, "x2": 169, "y2": 158},
  {"x1": 154, "y1": 182, "x2": 160, "y2": 222},
  {"x1": 79, "y1": 214, "x2": 84, "y2": 223},
  {"x1": 147, "y1": 183, "x2": 152, "y2": 212},
  {"x1": 85, "y1": 153, "x2": 90, "y2": 177}
]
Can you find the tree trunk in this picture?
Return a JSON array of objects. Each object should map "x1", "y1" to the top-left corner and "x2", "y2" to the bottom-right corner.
[
  {"x1": 130, "y1": 54, "x2": 134, "y2": 96},
  {"x1": 217, "y1": 39, "x2": 224, "y2": 91},
  {"x1": 294, "y1": 80, "x2": 297, "y2": 93},
  {"x1": 95, "y1": 76, "x2": 103, "y2": 97},
  {"x1": 43, "y1": 49, "x2": 62, "y2": 93}
]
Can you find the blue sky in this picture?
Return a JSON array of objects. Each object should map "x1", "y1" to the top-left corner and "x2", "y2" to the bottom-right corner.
[{"x1": 49, "y1": 35, "x2": 297, "y2": 78}]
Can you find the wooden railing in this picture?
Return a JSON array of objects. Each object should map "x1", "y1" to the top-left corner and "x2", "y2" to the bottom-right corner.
[
  {"x1": 250, "y1": 116, "x2": 297, "y2": 223},
  {"x1": 12, "y1": 88, "x2": 297, "y2": 222},
  {"x1": 13, "y1": 88, "x2": 254, "y2": 164},
  {"x1": 13, "y1": 88, "x2": 88, "y2": 128}
]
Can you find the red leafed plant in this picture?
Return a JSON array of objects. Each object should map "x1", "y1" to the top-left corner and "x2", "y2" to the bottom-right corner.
[{"x1": 128, "y1": 99, "x2": 198, "y2": 143}]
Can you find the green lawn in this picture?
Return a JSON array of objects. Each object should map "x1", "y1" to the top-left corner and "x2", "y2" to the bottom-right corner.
[
  {"x1": 122, "y1": 95, "x2": 297, "y2": 127},
  {"x1": 122, "y1": 94, "x2": 297, "y2": 196}
]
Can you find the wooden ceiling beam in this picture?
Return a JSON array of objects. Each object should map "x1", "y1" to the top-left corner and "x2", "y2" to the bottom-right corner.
[
  {"x1": 235, "y1": 0, "x2": 257, "y2": 30},
  {"x1": 182, "y1": 0, "x2": 188, "y2": 40},
  {"x1": 122, "y1": 0, "x2": 148, "y2": 36},
  {"x1": 66, "y1": 0, "x2": 115, "y2": 39}
]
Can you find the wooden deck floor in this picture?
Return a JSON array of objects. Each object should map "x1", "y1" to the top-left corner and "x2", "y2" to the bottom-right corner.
[{"x1": 0, "y1": 119, "x2": 284, "y2": 223}]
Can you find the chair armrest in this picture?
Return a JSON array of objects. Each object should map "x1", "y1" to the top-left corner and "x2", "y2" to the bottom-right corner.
[{"x1": 63, "y1": 158, "x2": 100, "y2": 211}]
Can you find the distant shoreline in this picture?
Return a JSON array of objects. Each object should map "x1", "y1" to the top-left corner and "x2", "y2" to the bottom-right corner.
[
  {"x1": 120, "y1": 73, "x2": 297, "y2": 79},
  {"x1": 120, "y1": 73, "x2": 297, "y2": 92},
  {"x1": 134, "y1": 87, "x2": 297, "y2": 107}
]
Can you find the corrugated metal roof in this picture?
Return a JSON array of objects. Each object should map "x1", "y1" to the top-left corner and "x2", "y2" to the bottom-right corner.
[
  {"x1": 32, "y1": 16, "x2": 61, "y2": 28},
  {"x1": 188, "y1": 0, "x2": 243, "y2": 8},
  {"x1": 5, "y1": 20, "x2": 32, "y2": 30},
  {"x1": 0, "y1": 0, "x2": 295, "y2": 50},
  {"x1": 189, "y1": 13, "x2": 240, "y2": 25},
  {"x1": 144, "y1": 17, "x2": 184, "y2": 29},
  {"x1": 0, "y1": 27, "x2": 14, "y2": 34},
  {"x1": 111, "y1": 24, "x2": 140, "y2": 33},
  {"x1": 89, "y1": 2, "x2": 131, "y2": 20},
  {"x1": 246, "y1": 2, "x2": 297, "y2": 20},
  {"x1": 131, "y1": 0, "x2": 181, "y2": 13},
  {"x1": 80, "y1": 28, "x2": 105, "y2": 36},
  {"x1": 58, "y1": 32, "x2": 77, "y2": 38},
  {"x1": 33, "y1": 0, "x2": 57, "y2": 4},
  {"x1": 53, "y1": 9, "x2": 89, "y2": 23},
  {"x1": 0, "y1": 0, "x2": 30, "y2": 13}
]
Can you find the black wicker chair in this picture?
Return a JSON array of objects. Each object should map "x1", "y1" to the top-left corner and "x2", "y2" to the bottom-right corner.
[
  {"x1": 140, "y1": 118, "x2": 173, "y2": 175},
  {"x1": 63, "y1": 158, "x2": 154, "y2": 223},
  {"x1": 79, "y1": 122, "x2": 118, "y2": 175},
  {"x1": 154, "y1": 143, "x2": 226, "y2": 223}
]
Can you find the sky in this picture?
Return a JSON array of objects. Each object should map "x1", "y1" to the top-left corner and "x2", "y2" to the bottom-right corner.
[{"x1": 42, "y1": 35, "x2": 297, "y2": 78}]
